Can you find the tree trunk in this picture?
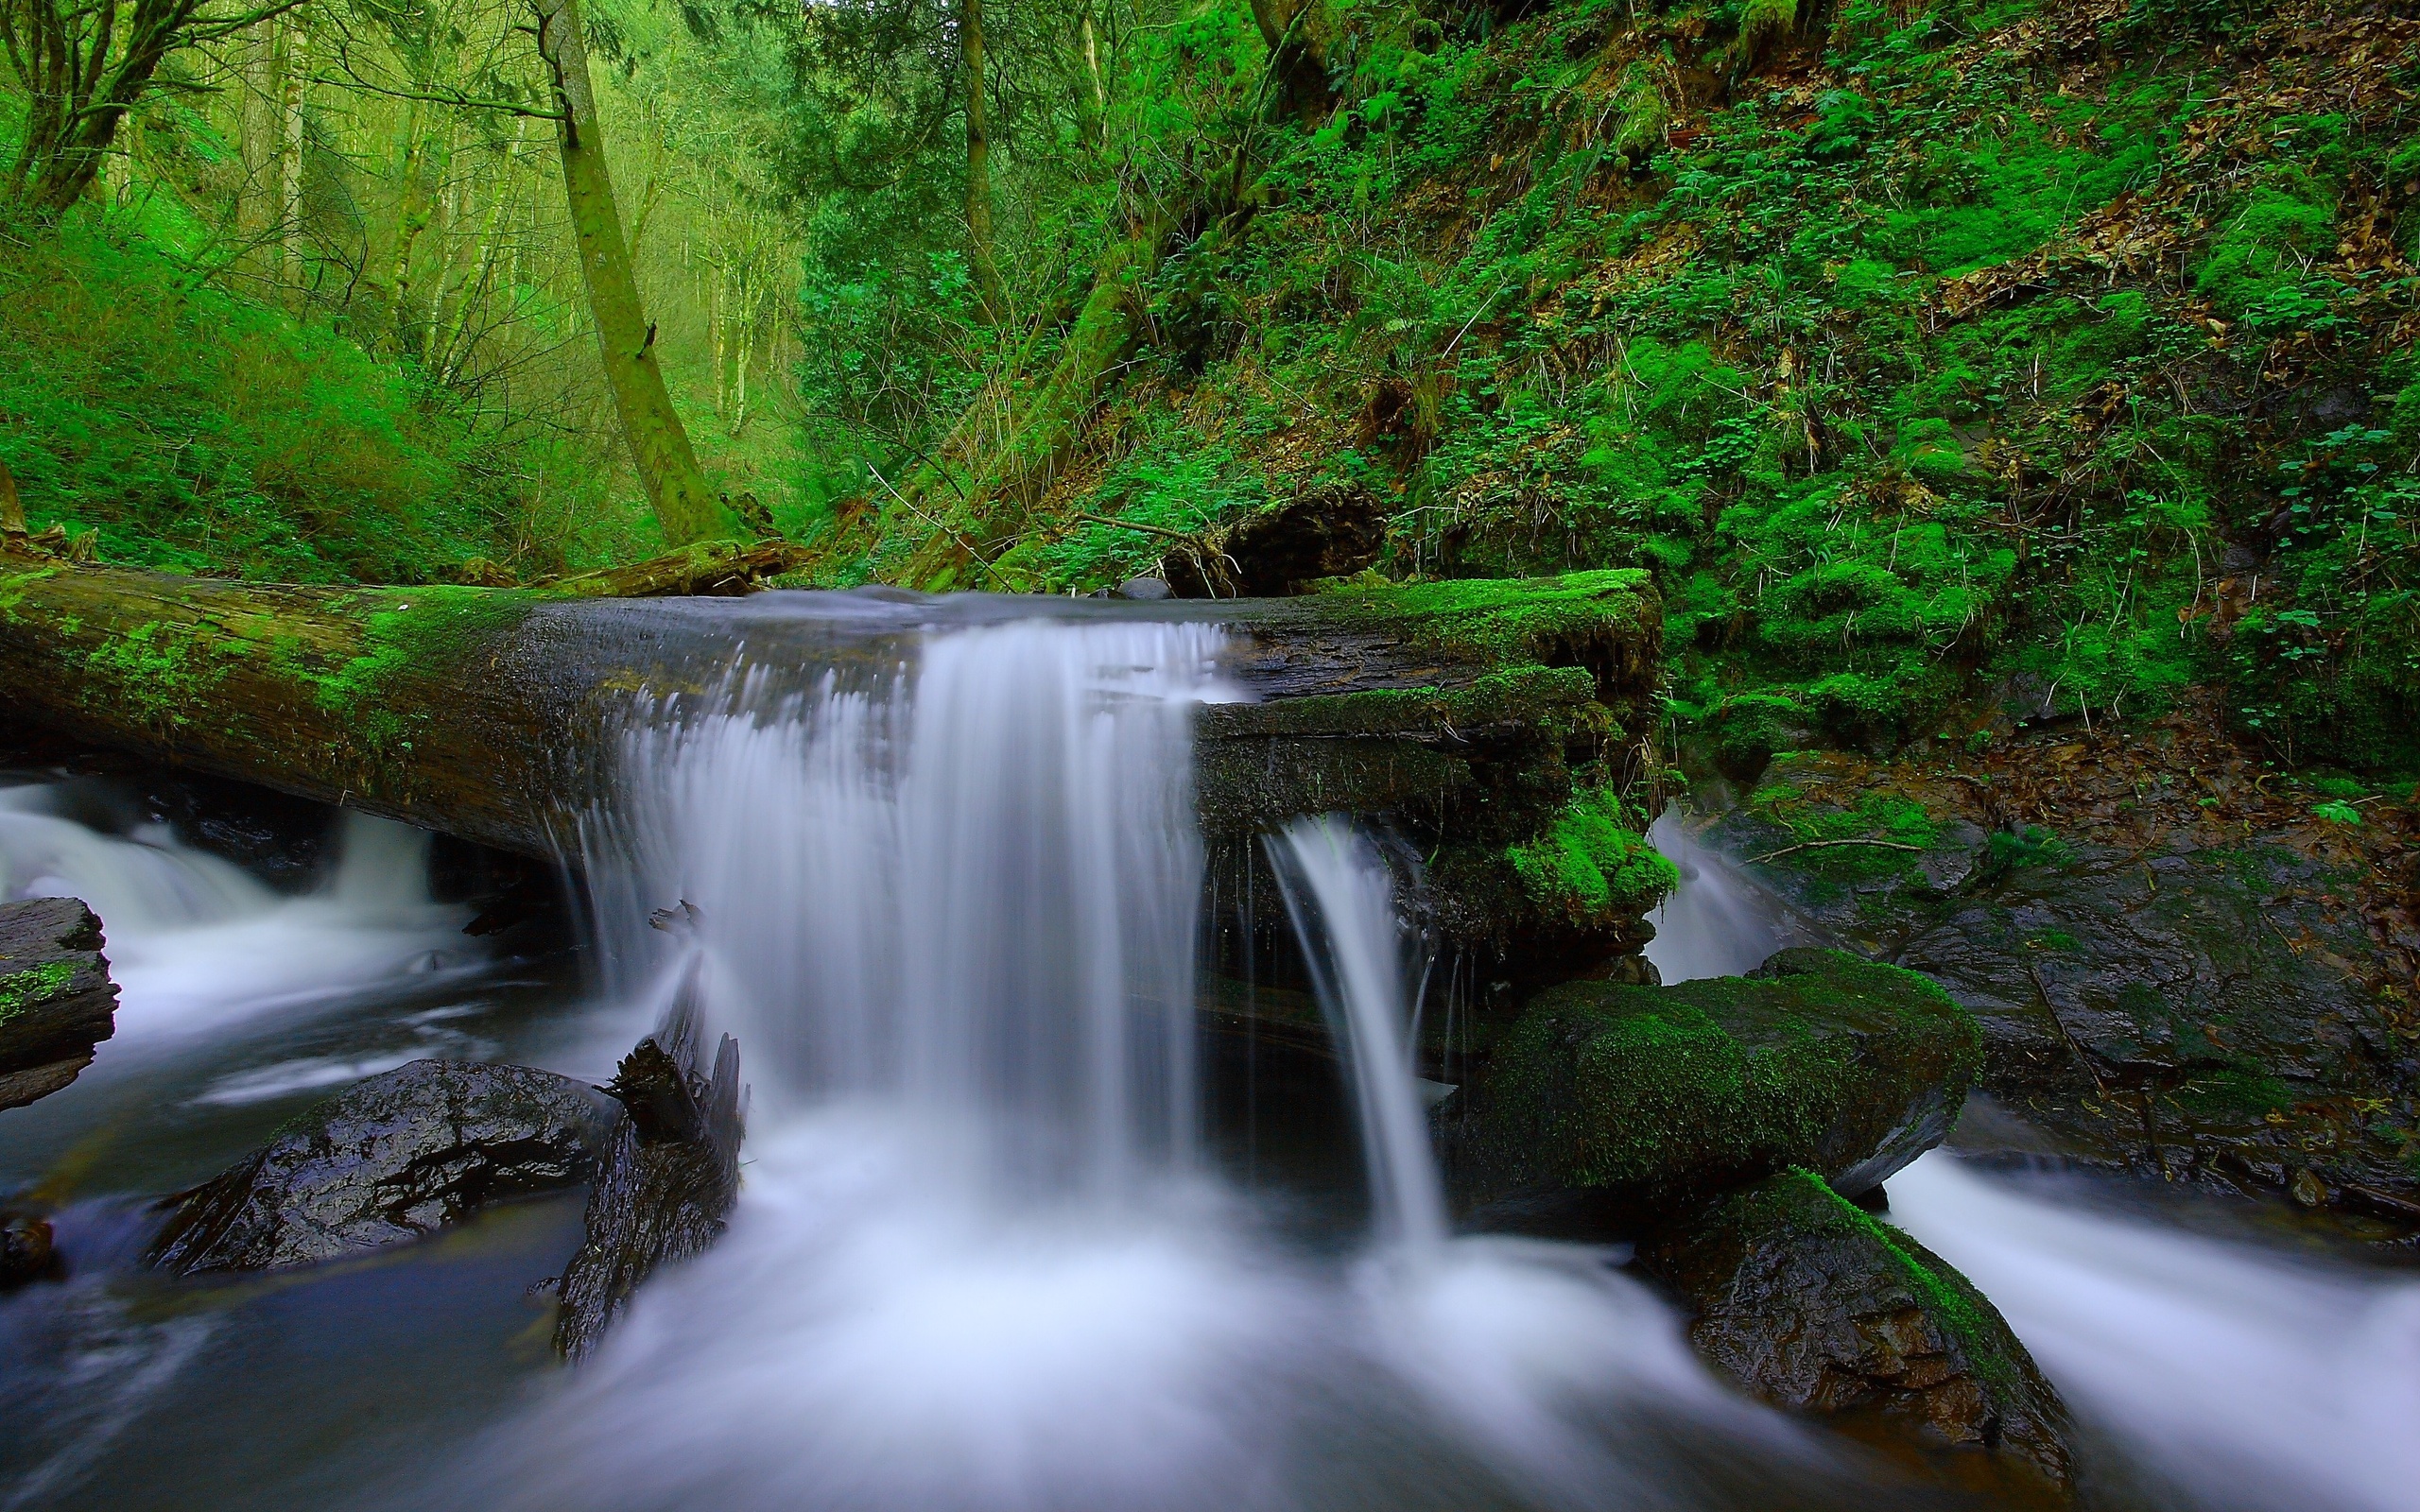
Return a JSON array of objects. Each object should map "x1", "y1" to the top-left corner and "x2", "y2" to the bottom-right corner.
[
  {"x1": 279, "y1": 15, "x2": 306, "y2": 290},
  {"x1": 2, "y1": 0, "x2": 205, "y2": 218},
  {"x1": 1246, "y1": 0, "x2": 1340, "y2": 120},
  {"x1": 892, "y1": 226, "x2": 1156, "y2": 587},
  {"x1": 960, "y1": 0, "x2": 1004, "y2": 323},
  {"x1": 529, "y1": 0, "x2": 738, "y2": 546},
  {"x1": 1076, "y1": 9, "x2": 1107, "y2": 150}
]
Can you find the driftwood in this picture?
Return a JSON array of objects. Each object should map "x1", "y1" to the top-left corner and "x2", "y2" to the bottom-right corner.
[
  {"x1": 553, "y1": 957, "x2": 744, "y2": 1363},
  {"x1": 0, "y1": 897, "x2": 119, "y2": 1111}
]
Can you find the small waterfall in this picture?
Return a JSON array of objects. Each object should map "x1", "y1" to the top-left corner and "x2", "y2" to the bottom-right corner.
[
  {"x1": 1640, "y1": 805, "x2": 1780, "y2": 984},
  {"x1": 1269, "y1": 816, "x2": 1446, "y2": 1248},
  {"x1": 467, "y1": 606, "x2": 1790, "y2": 1512},
  {"x1": 578, "y1": 617, "x2": 1231, "y2": 1194}
]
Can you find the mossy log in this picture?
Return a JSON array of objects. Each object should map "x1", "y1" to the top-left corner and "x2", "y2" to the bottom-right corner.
[{"x1": 0, "y1": 555, "x2": 1662, "y2": 959}]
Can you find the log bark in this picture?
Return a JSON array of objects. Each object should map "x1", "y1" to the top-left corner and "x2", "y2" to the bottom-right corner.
[{"x1": 554, "y1": 956, "x2": 743, "y2": 1362}]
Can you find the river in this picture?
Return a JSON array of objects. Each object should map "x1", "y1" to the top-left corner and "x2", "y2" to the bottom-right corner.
[{"x1": 0, "y1": 593, "x2": 2412, "y2": 1510}]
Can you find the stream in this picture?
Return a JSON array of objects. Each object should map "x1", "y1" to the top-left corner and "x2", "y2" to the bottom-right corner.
[{"x1": 2, "y1": 593, "x2": 2415, "y2": 1511}]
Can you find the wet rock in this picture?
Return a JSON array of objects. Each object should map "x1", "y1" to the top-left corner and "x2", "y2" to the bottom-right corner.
[
  {"x1": 1114, "y1": 576, "x2": 1172, "y2": 600},
  {"x1": 148, "y1": 1059, "x2": 614, "y2": 1275},
  {"x1": 1638, "y1": 1168, "x2": 2074, "y2": 1500},
  {"x1": 555, "y1": 966, "x2": 744, "y2": 1362},
  {"x1": 1, "y1": 1211, "x2": 60, "y2": 1287},
  {"x1": 0, "y1": 896, "x2": 118, "y2": 1111},
  {"x1": 1696, "y1": 741, "x2": 2420, "y2": 1208},
  {"x1": 1453, "y1": 948, "x2": 1981, "y2": 1225}
]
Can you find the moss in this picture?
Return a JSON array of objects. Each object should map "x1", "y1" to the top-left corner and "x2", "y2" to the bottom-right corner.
[
  {"x1": 1775, "y1": 1169, "x2": 2022, "y2": 1392},
  {"x1": 1507, "y1": 787, "x2": 1678, "y2": 924},
  {"x1": 1468, "y1": 948, "x2": 1981, "y2": 1210},
  {"x1": 0, "y1": 961, "x2": 76, "y2": 1025},
  {"x1": 84, "y1": 619, "x2": 233, "y2": 731},
  {"x1": 1316, "y1": 569, "x2": 1661, "y2": 701}
]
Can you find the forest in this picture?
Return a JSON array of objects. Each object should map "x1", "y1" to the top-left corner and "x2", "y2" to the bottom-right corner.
[
  {"x1": 2, "y1": 0, "x2": 2413, "y2": 773},
  {"x1": 3, "y1": 1, "x2": 2420, "y2": 1508}
]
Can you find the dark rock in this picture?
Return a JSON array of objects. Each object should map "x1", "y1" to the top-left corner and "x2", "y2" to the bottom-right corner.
[
  {"x1": 1698, "y1": 747, "x2": 2420, "y2": 1207},
  {"x1": 555, "y1": 966, "x2": 744, "y2": 1362},
  {"x1": 0, "y1": 896, "x2": 119, "y2": 1111},
  {"x1": 1, "y1": 1211, "x2": 60, "y2": 1287},
  {"x1": 1638, "y1": 1168, "x2": 2074, "y2": 1501},
  {"x1": 148, "y1": 1059, "x2": 614, "y2": 1275},
  {"x1": 1114, "y1": 576, "x2": 1173, "y2": 600},
  {"x1": 1453, "y1": 948, "x2": 1980, "y2": 1225}
]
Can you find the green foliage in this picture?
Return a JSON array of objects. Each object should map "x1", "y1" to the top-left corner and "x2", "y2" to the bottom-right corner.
[
  {"x1": 1508, "y1": 788, "x2": 1679, "y2": 922},
  {"x1": 0, "y1": 222, "x2": 593, "y2": 583}
]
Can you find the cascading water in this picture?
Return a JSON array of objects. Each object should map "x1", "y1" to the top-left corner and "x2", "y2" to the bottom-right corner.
[
  {"x1": 447, "y1": 609, "x2": 1817, "y2": 1512},
  {"x1": 1270, "y1": 817, "x2": 1447, "y2": 1248},
  {"x1": 1642, "y1": 800, "x2": 2420, "y2": 1512},
  {"x1": 0, "y1": 783, "x2": 480, "y2": 1045},
  {"x1": 1639, "y1": 806, "x2": 1780, "y2": 985},
  {"x1": 1889, "y1": 1154, "x2": 2420, "y2": 1512}
]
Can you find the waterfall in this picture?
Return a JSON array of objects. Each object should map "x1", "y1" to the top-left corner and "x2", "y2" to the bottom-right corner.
[
  {"x1": 1270, "y1": 816, "x2": 1447, "y2": 1248},
  {"x1": 1639, "y1": 805, "x2": 1780, "y2": 985},
  {"x1": 460, "y1": 607, "x2": 1789, "y2": 1512},
  {"x1": 577, "y1": 616, "x2": 1231, "y2": 1193}
]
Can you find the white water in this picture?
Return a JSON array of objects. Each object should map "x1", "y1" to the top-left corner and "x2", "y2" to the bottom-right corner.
[
  {"x1": 1644, "y1": 801, "x2": 2420, "y2": 1512},
  {"x1": 0, "y1": 784, "x2": 477, "y2": 1043},
  {"x1": 1891, "y1": 1155, "x2": 2420, "y2": 1512},
  {"x1": 1639, "y1": 806, "x2": 1779, "y2": 984},
  {"x1": 461, "y1": 611, "x2": 1805, "y2": 1512},
  {"x1": 1270, "y1": 816, "x2": 1448, "y2": 1248}
]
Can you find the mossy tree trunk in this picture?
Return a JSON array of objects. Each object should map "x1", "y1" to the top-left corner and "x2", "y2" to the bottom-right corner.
[
  {"x1": 0, "y1": 0, "x2": 290, "y2": 218},
  {"x1": 530, "y1": 0, "x2": 739, "y2": 547},
  {"x1": 892, "y1": 225, "x2": 1157, "y2": 587},
  {"x1": 1245, "y1": 0, "x2": 1340, "y2": 120},
  {"x1": 960, "y1": 0, "x2": 1004, "y2": 325}
]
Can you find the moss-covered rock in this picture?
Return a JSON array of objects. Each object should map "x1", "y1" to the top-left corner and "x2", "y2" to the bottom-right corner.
[
  {"x1": 1454, "y1": 948, "x2": 1981, "y2": 1221},
  {"x1": 1637, "y1": 1169, "x2": 2073, "y2": 1501},
  {"x1": 0, "y1": 896, "x2": 117, "y2": 1111}
]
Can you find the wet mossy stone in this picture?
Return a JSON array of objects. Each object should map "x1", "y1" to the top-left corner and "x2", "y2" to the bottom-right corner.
[
  {"x1": 149, "y1": 1059, "x2": 614, "y2": 1275},
  {"x1": 1456, "y1": 948, "x2": 1981, "y2": 1222},
  {"x1": 0, "y1": 896, "x2": 118, "y2": 1111},
  {"x1": 1637, "y1": 1169, "x2": 2074, "y2": 1501}
]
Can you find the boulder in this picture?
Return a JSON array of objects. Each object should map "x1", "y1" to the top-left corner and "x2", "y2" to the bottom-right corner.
[
  {"x1": 1638, "y1": 1169, "x2": 2074, "y2": 1501},
  {"x1": 149, "y1": 1059, "x2": 614, "y2": 1275},
  {"x1": 0, "y1": 896, "x2": 119, "y2": 1111},
  {"x1": 1453, "y1": 948, "x2": 1980, "y2": 1224}
]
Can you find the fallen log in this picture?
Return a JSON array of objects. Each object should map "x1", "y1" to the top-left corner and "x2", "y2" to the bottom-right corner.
[
  {"x1": 554, "y1": 958, "x2": 744, "y2": 1362},
  {"x1": 0, "y1": 554, "x2": 1663, "y2": 967}
]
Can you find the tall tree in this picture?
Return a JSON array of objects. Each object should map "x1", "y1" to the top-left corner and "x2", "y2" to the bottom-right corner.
[
  {"x1": 959, "y1": 0, "x2": 1001, "y2": 323},
  {"x1": 0, "y1": 0, "x2": 299, "y2": 216},
  {"x1": 528, "y1": 0, "x2": 737, "y2": 544}
]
